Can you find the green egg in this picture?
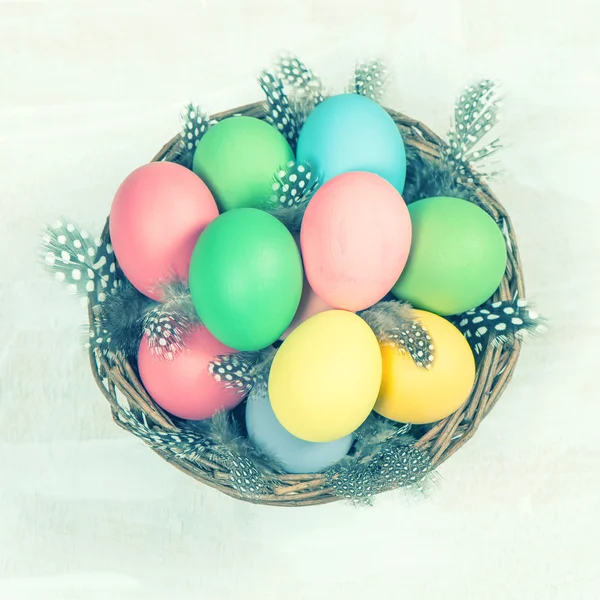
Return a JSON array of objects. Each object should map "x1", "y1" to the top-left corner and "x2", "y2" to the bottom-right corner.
[
  {"x1": 392, "y1": 197, "x2": 507, "y2": 316},
  {"x1": 192, "y1": 116, "x2": 294, "y2": 212},
  {"x1": 189, "y1": 208, "x2": 303, "y2": 351}
]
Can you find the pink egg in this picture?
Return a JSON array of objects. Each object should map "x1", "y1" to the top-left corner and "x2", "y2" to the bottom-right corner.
[
  {"x1": 280, "y1": 277, "x2": 332, "y2": 339},
  {"x1": 280, "y1": 236, "x2": 333, "y2": 340},
  {"x1": 138, "y1": 327, "x2": 241, "y2": 421},
  {"x1": 300, "y1": 171, "x2": 412, "y2": 311},
  {"x1": 110, "y1": 162, "x2": 219, "y2": 300}
]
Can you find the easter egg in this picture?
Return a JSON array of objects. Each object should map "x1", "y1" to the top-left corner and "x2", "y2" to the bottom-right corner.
[
  {"x1": 280, "y1": 279, "x2": 331, "y2": 340},
  {"x1": 280, "y1": 236, "x2": 332, "y2": 339},
  {"x1": 297, "y1": 94, "x2": 406, "y2": 192},
  {"x1": 375, "y1": 310, "x2": 476, "y2": 424},
  {"x1": 192, "y1": 116, "x2": 294, "y2": 211},
  {"x1": 189, "y1": 208, "x2": 303, "y2": 351},
  {"x1": 137, "y1": 327, "x2": 241, "y2": 421},
  {"x1": 109, "y1": 162, "x2": 218, "y2": 300},
  {"x1": 269, "y1": 310, "x2": 382, "y2": 442},
  {"x1": 246, "y1": 383, "x2": 353, "y2": 474},
  {"x1": 300, "y1": 172, "x2": 411, "y2": 312},
  {"x1": 391, "y1": 197, "x2": 507, "y2": 315}
]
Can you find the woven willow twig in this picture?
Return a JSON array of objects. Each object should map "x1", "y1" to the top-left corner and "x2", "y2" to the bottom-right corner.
[{"x1": 88, "y1": 102, "x2": 525, "y2": 507}]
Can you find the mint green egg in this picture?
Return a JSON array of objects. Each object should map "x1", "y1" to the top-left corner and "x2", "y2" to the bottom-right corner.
[
  {"x1": 392, "y1": 197, "x2": 507, "y2": 315},
  {"x1": 192, "y1": 117, "x2": 294, "y2": 212},
  {"x1": 189, "y1": 208, "x2": 303, "y2": 351}
]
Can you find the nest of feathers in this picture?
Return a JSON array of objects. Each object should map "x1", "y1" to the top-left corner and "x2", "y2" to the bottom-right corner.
[{"x1": 44, "y1": 57, "x2": 542, "y2": 506}]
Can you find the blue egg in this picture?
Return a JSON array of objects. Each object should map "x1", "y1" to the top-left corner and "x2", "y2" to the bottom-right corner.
[
  {"x1": 245, "y1": 382, "x2": 353, "y2": 474},
  {"x1": 297, "y1": 94, "x2": 407, "y2": 193}
]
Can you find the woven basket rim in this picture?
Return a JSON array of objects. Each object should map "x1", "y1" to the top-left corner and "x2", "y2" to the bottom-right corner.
[{"x1": 88, "y1": 100, "x2": 525, "y2": 506}]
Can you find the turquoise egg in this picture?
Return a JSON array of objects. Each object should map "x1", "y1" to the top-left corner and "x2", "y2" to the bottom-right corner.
[
  {"x1": 297, "y1": 94, "x2": 407, "y2": 193},
  {"x1": 245, "y1": 382, "x2": 353, "y2": 474}
]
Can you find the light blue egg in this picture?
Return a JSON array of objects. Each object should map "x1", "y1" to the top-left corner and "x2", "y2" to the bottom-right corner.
[
  {"x1": 245, "y1": 382, "x2": 353, "y2": 474},
  {"x1": 297, "y1": 94, "x2": 407, "y2": 193}
]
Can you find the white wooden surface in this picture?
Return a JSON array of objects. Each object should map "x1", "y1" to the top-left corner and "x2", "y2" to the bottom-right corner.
[{"x1": 1, "y1": 1, "x2": 599, "y2": 599}]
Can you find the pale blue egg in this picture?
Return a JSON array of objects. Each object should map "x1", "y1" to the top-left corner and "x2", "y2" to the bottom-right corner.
[
  {"x1": 297, "y1": 94, "x2": 407, "y2": 193},
  {"x1": 245, "y1": 382, "x2": 353, "y2": 474}
]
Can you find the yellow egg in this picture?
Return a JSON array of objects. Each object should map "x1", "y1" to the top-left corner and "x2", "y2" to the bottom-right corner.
[
  {"x1": 269, "y1": 310, "x2": 382, "y2": 442},
  {"x1": 375, "y1": 310, "x2": 476, "y2": 424}
]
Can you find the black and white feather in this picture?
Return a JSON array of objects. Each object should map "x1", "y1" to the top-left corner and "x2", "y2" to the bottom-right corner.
[
  {"x1": 41, "y1": 219, "x2": 148, "y2": 357},
  {"x1": 276, "y1": 55, "x2": 325, "y2": 128},
  {"x1": 360, "y1": 300, "x2": 435, "y2": 368},
  {"x1": 122, "y1": 399, "x2": 431, "y2": 502},
  {"x1": 263, "y1": 160, "x2": 320, "y2": 231},
  {"x1": 209, "y1": 347, "x2": 277, "y2": 394},
  {"x1": 401, "y1": 144, "x2": 478, "y2": 205},
  {"x1": 116, "y1": 407, "x2": 214, "y2": 464},
  {"x1": 348, "y1": 59, "x2": 389, "y2": 103},
  {"x1": 181, "y1": 103, "x2": 213, "y2": 151},
  {"x1": 142, "y1": 281, "x2": 200, "y2": 360},
  {"x1": 91, "y1": 278, "x2": 155, "y2": 358},
  {"x1": 452, "y1": 298, "x2": 546, "y2": 356},
  {"x1": 40, "y1": 219, "x2": 119, "y2": 302},
  {"x1": 173, "y1": 103, "x2": 216, "y2": 168},
  {"x1": 196, "y1": 411, "x2": 276, "y2": 494},
  {"x1": 259, "y1": 71, "x2": 299, "y2": 146},
  {"x1": 277, "y1": 55, "x2": 325, "y2": 102},
  {"x1": 446, "y1": 79, "x2": 502, "y2": 183},
  {"x1": 118, "y1": 407, "x2": 273, "y2": 495},
  {"x1": 91, "y1": 236, "x2": 120, "y2": 304},
  {"x1": 326, "y1": 417, "x2": 433, "y2": 503}
]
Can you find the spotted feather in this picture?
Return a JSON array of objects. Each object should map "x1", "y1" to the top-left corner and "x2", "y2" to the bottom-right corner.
[
  {"x1": 209, "y1": 347, "x2": 276, "y2": 393},
  {"x1": 263, "y1": 160, "x2": 320, "y2": 231},
  {"x1": 326, "y1": 438, "x2": 432, "y2": 503},
  {"x1": 348, "y1": 59, "x2": 389, "y2": 103},
  {"x1": 180, "y1": 103, "x2": 213, "y2": 151},
  {"x1": 142, "y1": 281, "x2": 200, "y2": 359},
  {"x1": 276, "y1": 55, "x2": 325, "y2": 127},
  {"x1": 91, "y1": 278, "x2": 154, "y2": 358},
  {"x1": 360, "y1": 301, "x2": 435, "y2": 368},
  {"x1": 40, "y1": 219, "x2": 118, "y2": 301},
  {"x1": 446, "y1": 79, "x2": 502, "y2": 183},
  {"x1": 452, "y1": 298, "x2": 546, "y2": 356},
  {"x1": 277, "y1": 55, "x2": 325, "y2": 102},
  {"x1": 258, "y1": 71, "x2": 298, "y2": 145}
]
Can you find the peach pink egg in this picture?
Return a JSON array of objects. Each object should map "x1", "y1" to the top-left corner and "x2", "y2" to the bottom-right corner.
[
  {"x1": 280, "y1": 277, "x2": 332, "y2": 339},
  {"x1": 300, "y1": 171, "x2": 411, "y2": 312},
  {"x1": 280, "y1": 236, "x2": 333, "y2": 339}
]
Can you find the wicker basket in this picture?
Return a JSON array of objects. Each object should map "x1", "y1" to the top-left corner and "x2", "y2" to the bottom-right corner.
[{"x1": 89, "y1": 101, "x2": 525, "y2": 507}]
